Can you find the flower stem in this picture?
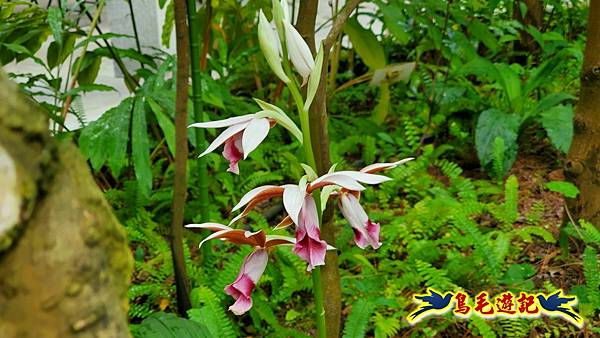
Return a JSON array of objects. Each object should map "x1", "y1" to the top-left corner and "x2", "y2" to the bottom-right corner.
[
  {"x1": 283, "y1": 58, "x2": 326, "y2": 338},
  {"x1": 312, "y1": 267, "x2": 327, "y2": 338}
]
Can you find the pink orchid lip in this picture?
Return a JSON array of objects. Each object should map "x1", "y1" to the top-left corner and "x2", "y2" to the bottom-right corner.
[
  {"x1": 224, "y1": 248, "x2": 268, "y2": 315},
  {"x1": 292, "y1": 195, "x2": 328, "y2": 271},
  {"x1": 223, "y1": 133, "x2": 243, "y2": 175}
]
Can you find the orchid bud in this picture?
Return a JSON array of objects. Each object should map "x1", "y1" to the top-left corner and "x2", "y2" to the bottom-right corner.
[
  {"x1": 258, "y1": 11, "x2": 290, "y2": 84},
  {"x1": 271, "y1": 0, "x2": 287, "y2": 38},
  {"x1": 283, "y1": 20, "x2": 315, "y2": 86}
]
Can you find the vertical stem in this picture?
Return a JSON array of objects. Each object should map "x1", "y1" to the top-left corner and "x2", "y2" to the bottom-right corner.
[
  {"x1": 127, "y1": 0, "x2": 144, "y2": 69},
  {"x1": 59, "y1": 0, "x2": 105, "y2": 132},
  {"x1": 186, "y1": 0, "x2": 209, "y2": 223},
  {"x1": 172, "y1": 0, "x2": 192, "y2": 315}
]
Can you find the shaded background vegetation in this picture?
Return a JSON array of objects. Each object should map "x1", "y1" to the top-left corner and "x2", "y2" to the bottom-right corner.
[{"x1": 1, "y1": 0, "x2": 599, "y2": 337}]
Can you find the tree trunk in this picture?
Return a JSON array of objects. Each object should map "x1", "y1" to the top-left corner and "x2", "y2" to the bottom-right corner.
[
  {"x1": 170, "y1": 0, "x2": 193, "y2": 316},
  {"x1": 0, "y1": 71, "x2": 132, "y2": 337},
  {"x1": 296, "y1": 1, "x2": 362, "y2": 336},
  {"x1": 566, "y1": 0, "x2": 600, "y2": 228}
]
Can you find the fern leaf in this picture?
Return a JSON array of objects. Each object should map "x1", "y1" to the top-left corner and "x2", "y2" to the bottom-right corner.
[{"x1": 343, "y1": 298, "x2": 377, "y2": 338}]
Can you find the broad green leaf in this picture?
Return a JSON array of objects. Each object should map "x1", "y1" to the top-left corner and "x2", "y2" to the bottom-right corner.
[
  {"x1": 377, "y1": 2, "x2": 409, "y2": 44},
  {"x1": 132, "y1": 97, "x2": 152, "y2": 196},
  {"x1": 138, "y1": 312, "x2": 212, "y2": 338},
  {"x1": 475, "y1": 109, "x2": 520, "y2": 173},
  {"x1": 468, "y1": 19, "x2": 498, "y2": 52},
  {"x1": 343, "y1": 16, "x2": 386, "y2": 69},
  {"x1": 529, "y1": 92, "x2": 575, "y2": 119},
  {"x1": 545, "y1": 181, "x2": 579, "y2": 198},
  {"x1": 538, "y1": 104, "x2": 573, "y2": 153},
  {"x1": 75, "y1": 53, "x2": 102, "y2": 85},
  {"x1": 147, "y1": 97, "x2": 176, "y2": 157},
  {"x1": 47, "y1": 7, "x2": 63, "y2": 45},
  {"x1": 79, "y1": 97, "x2": 133, "y2": 175},
  {"x1": 47, "y1": 33, "x2": 75, "y2": 69},
  {"x1": 523, "y1": 54, "x2": 563, "y2": 96},
  {"x1": 499, "y1": 263, "x2": 536, "y2": 287},
  {"x1": 462, "y1": 58, "x2": 522, "y2": 112},
  {"x1": 61, "y1": 83, "x2": 116, "y2": 97}
]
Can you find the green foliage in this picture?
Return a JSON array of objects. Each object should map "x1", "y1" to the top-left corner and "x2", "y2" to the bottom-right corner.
[
  {"x1": 136, "y1": 312, "x2": 213, "y2": 338},
  {"x1": 188, "y1": 287, "x2": 237, "y2": 338},
  {"x1": 343, "y1": 298, "x2": 378, "y2": 338},
  {"x1": 545, "y1": 181, "x2": 580, "y2": 198}
]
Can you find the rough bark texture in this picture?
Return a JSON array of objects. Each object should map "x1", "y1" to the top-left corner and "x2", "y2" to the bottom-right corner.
[
  {"x1": 0, "y1": 71, "x2": 132, "y2": 337},
  {"x1": 566, "y1": 0, "x2": 600, "y2": 228}
]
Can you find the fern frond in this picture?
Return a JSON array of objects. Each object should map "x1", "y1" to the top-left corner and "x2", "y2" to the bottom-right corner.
[{"x1": 342, "y1": 298, "x2": 377, "y2": 338}]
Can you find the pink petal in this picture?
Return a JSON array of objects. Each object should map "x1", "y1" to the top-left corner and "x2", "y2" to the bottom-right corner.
[
  {"x1": 228, "y1": 294, "x2": 253, "y2": 316},
  {"x1": 223, "y1": 134, "x2": 243, "y2": 174},
  {"x1": 360, "y1": 158, "x2": 414, "y2": 174},
  {"x1": 292, "y1": 195, "x2": 328, "y2": 271},
  {"x1": 339, "y1": 193, "x2": 381, "y2": 249},
  {"x1": 224, "y1": 249, "x2": 268, "y2": 315}
]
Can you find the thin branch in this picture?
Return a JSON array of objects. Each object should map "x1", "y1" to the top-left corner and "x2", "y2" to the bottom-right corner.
[{"x1": 323, "y1": 0, "x2": 362, "y2": 51}]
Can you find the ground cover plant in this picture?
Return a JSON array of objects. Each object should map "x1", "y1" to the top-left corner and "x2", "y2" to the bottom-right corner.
[{"x1": 1, "y1": 0, "x2": 600, "y2": 337}]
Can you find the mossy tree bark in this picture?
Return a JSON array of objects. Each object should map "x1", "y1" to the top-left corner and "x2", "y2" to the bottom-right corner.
[
  {"x1": 566, "y1": 0, "x2": 600, "y2": 229},
  {"x1": 0, "y1": 71, "x2": 132, "y2": 337}
]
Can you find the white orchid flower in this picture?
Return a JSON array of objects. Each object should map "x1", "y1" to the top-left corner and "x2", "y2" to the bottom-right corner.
[
  {"x1": 189, "y1": 101, "x2": 302, "y2": 174},
  {"x1": 185, "y1": 223, "x2": 296, "y2": 315}
]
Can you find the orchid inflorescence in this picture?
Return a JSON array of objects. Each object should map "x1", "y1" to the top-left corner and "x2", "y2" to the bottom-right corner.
[{"x1": 186, "y1": 0, "x2": 414, "y2": 316}]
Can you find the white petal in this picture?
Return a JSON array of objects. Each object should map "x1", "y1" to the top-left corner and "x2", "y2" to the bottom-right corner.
[
  {"x1": 188, "y1": 114, "x2": 255, "y2": 129},
  {"x1": 283, "y1": 184, "x2": 306, "y2": 225},
  {"x1": 360, "y1": 158, "x2": 415, "y2": 173},
  {"x1": 284, "y1": 21, "x2": 314, "y2": 83},
  {"x1": 199, "y1": 122, "x2": 250, "y2": 157},
  {"x1": 339, "y1": 193, "x2": 368, "y2": 230},
  {"x1": 312, "y1": 173, "x2": 366, "y2": 191},
  {"x1": 280, "y1": 0, "x2": 290, "y2": 23},
  {"x1": 244, "y1": 249, "x2": 269, "y2": 282},
  {"x1": 333, "y1": 171, "x2": 393, "y2": 185},
  {"x1": 241, "y1": 118, "x2": 271, "y2": 159},
  {"x1": 185, "y1": 222, "x2": 230, "y2": 231},
  {"x1": 232, "y1": 185, "x2": 280, "y2": 212}
]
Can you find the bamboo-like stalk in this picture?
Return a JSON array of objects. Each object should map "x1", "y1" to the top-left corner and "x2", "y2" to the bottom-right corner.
[
  {"x1": 171, "y1": 0, "x2": 193, "y2": 315},
  {"x1": 186, "y1": 0, "x2": 209, "y2": 223},
  {"x1": 59, "y1": 0, "x2": 105, "y2": 132}
]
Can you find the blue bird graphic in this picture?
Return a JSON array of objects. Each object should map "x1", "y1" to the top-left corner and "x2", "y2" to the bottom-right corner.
[
  {"x1": 537, "y1": 291, "x2": 581, "y2": 322},
  {"x1": 409, "y1": 289, "x2": 454, "y2": 320}
]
